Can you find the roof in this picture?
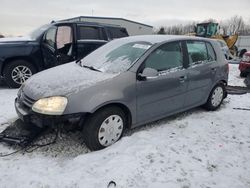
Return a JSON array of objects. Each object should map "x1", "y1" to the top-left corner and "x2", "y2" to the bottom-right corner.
[
  {"x1": 59, "y1": 16, "x2": 153, "y2": 28},
  {"x1": 54, "y1": 20, "x2": 123, "y2": 28},
  {"x1": 115, "y1": 34, "x2": 213, "y2": 44}
]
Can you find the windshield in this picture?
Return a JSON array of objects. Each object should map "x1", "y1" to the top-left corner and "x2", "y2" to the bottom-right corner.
[
  {"x1": 80, "y1": 39, "x2": 152, "y2": 73},
  {"x1": 28, "y1": 24, "x2": 51, "y2": 40},
  {"x1": 197, "y1": 23, "x2": 218, "y2": 37}
]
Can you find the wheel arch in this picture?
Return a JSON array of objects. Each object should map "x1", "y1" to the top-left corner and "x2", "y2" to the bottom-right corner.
[
  {"x1": 206, "y1": 79, "x2": 227, "y2": 101},
  {"x1": 84, "y1": 102, "x2": 133, "y2": 129},
  {"x1": 1, "y1": 56, "x2": 38, "y2": 76},
  {"x1": 219, "y1": 79, "x2": 227, "y2": 86}
]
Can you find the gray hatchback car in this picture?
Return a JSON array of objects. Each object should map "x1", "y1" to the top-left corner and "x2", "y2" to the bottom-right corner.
[{"x1": 15, "y1": 35, "x2": 228, "y2": 150}]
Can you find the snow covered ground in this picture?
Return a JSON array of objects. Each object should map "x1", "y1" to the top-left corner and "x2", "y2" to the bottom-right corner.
[{"x1": 0, "y1": 64, "x2": 249, "y2": 188}]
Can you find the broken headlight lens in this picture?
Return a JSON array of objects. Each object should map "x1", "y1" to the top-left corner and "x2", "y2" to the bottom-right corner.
[{"x1": 32, "y1": 96, "x2": 68, "y2": 115}]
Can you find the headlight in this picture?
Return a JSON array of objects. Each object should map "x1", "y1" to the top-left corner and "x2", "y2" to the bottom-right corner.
[{"x1": 32, "y1": 96, "x2": 68, "y2": 115}]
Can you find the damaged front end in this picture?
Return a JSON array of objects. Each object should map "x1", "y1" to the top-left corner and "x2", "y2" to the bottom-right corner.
[
  {"x1": 0, "y1": 119, "x2": 45, "y2": 147},
  {"x1": 0, "y1": 89, "x2": 84, "y2": 147}
]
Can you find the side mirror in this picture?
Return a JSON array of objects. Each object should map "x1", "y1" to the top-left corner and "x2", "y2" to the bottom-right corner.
[{"x1": 138, "y1": 67, "x2": 158, "y2": 81}]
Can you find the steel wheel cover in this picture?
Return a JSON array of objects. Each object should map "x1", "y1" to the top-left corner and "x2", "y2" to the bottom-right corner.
[
  {"x1": 211, "y1": 87, "x2": 223, "y2": 107},
  {"x1": 98, "y1": 115, "x2": 123, "y2": 146},
  {"x1": 11, "y1": 66, "x2": 32, "y2": 84}
]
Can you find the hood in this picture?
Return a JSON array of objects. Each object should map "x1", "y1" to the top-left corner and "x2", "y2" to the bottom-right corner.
[
  {"x1": 0, "y1": 36, "x2": 34, "y2": 43},
  {"x1": 23, "y1": 62, "x2": 118, "y2": 100}
]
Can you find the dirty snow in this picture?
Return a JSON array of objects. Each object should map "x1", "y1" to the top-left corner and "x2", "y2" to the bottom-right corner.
[
  {"x1": 228, "y1": 64, "x2": 246, "y2": 87},
  {"x1": 0, "y1": 64, "x2": 249, "y2": 188}
]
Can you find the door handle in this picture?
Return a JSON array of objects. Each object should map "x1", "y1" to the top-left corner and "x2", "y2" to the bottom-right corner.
[
  {"x1": 179, "y1": 75, "x2": 187, "y2": 83},
  {"x1": 211, "y1": 67, "x2": 217, "y2": 73}
]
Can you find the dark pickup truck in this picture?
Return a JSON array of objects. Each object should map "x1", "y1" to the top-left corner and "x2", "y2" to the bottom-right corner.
[{"x1": 0, "y1": 21, "x2": 129, "y2": 88}]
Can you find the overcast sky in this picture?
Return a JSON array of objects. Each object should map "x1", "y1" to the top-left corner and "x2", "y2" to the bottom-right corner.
[{"x1": 0, "y1": 0, "x2": 249, "y2": 36}]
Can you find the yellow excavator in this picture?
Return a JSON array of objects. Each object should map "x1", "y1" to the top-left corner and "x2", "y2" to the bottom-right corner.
[{"x1": 193, "y1": 22, "x2": 241, "y2": 57}]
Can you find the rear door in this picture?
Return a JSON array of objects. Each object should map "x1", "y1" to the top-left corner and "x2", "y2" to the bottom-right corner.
[
  {"x1": 184, "y1": 40, "x2": 217, "y2": 107},
  {"x1": 76, "y1": 26, "x2": 107, "y2": 59},
  {"x1": 136, "y1": 41, "x2": 188, "y2": 124}
]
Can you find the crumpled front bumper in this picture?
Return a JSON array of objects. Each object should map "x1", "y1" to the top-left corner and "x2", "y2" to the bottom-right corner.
[{"x1": 15, "y1": 98, "x2": 84, "y2": 128}]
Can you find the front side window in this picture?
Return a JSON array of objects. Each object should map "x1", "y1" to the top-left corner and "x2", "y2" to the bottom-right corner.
[
  {"x1": 44, "y1": 27, "x2": 57, "y2": 49},
  {"x1": 144, "y1": 42, "x2": 183, "y2": 73}
]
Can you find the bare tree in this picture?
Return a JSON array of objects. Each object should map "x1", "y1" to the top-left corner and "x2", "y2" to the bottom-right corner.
[
  {"x1": 156, "y1": 22, "x2": 196, "y2": 35},
  {"x1": 203, "y1": 18, "x2": 217, "y2": 23},
  {"x1": 155, "y1": 15, "x2": 250, "y2": 36},
  {"x1": 157, "y1": 27, "x2": 166, "y2": 34},
  {"x1": 221, "y1": 15, "x2": 245, "y2": 35}
]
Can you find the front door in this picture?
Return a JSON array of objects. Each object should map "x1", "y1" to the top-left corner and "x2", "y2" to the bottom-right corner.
[
  {"x1": 136, "y1": 41, "x2": 188, "y2": 124},
  {"x1": 41, "y1": 26, "x2": 58, "y2": 68},
  {"x1": 42, "y1": 25, "x2": 74, "y2": 68}
]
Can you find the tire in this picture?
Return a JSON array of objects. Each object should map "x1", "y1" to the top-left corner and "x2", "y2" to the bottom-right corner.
[
  {"x1": 3, "y1": 60, "x2": 36, "y2": 88},
  {"x1": 239, "y1": 49, "x2": 247, "y2": 58},
  {"x1": 240, "y1": 72, "x2": 248, "y2": 77},
  {"x1": 204, "y1": 83, "x2": 226, "y2": 111},
  {"x1": 82, "y1": 106, "x2": 127, "y2": 151}
]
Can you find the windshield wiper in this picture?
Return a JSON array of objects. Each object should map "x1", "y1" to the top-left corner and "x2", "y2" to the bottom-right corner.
[
  {"x1": 76, "y1": 59, "x2": 101, "y2": 72},
  {"x1": 82, "y1": 65, "x2": 102, "y2": 72},
  {"x1": 76, "y1": 59, "x2": 82, "y2": 64}
]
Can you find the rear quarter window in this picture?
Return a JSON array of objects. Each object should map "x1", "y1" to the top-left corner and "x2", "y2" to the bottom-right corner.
[
  {"x1": 206, "y1": 42, "x2": 216, "y2": 61},
  {"x1": 107, "y1": 27, "x2": 128, "y2": 39}
]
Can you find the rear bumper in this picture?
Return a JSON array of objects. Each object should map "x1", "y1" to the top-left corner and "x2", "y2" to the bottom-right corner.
[{"x1": 15, "y1": 98, "x2": 84, "y2": 128}]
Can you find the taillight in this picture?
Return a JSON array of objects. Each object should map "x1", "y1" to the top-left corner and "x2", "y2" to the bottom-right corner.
[{"x1": 242, "y1": 55, "x2": 250, "y2": 62}]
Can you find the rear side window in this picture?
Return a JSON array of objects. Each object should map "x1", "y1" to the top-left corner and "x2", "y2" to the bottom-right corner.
[
  {"x1": 108, "y1": 27, "x2": 128, "y2": 39},
  {"x1": 186, "y1": 41, "x2": 208, "y2": 65},
  {"x1": 78, "y1": 26, "x2": 101, "y2": 40},
  {"x1": 186, "y1": 41, "x2": 216, "y2": 65}
]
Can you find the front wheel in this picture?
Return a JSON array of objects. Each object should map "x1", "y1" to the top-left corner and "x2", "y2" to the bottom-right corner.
[
  {"x1": 82, "y1": 106, "x2": 126, "y2": 151},
  {"x1": 3, "y1": 60, "x2": 36, "y2": 88},
  {"x1": 204, "y1": 84, "x2": 225, "y2": 111}
]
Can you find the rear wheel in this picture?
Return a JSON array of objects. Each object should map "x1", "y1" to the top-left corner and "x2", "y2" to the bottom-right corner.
[
  {"x1": 204, "y1": 84, "x2": 225, "y2": 111},
  {"x1": 240, "y1": 71, "x2": 248, "y2": 77},
  {"x1": 3, "y1": 60, "x2": 36, "y2": 88},
  {"x1": 82, "y1": 106, "x2": 126, "y2": 151}
]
